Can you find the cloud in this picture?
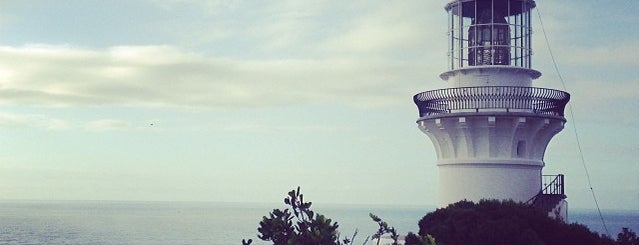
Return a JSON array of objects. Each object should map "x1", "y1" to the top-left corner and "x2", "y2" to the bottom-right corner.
[
  {"x1": 222, "y1": 122, "x2": 349, "y2": 134},
  {"x1": 317, "y1": 2, "x2": 443, "y2": 57},
  {"x1": 143, "y1": 1, "x2": 445, "y2": 59},
  {"x1": 0, "y1": 112, "x2": 39, "y2": 128},
  {"x1": 557, "y1": 41, "x2": 639, "y2": 67},
  {"x1": 85, "y1": 119, "x2": 131, "y2": 132},
  {"x1": 0, "y1": 112, "x2": 71, "y2": 130},
  {"x1": 0, "y1": 111, "x2": 143, "y2": 132},
  {"x1": 0, "y1": 44, "x2": 432, "y2": 109},
  {"x1": 2, "y1": 1, "x2": 630, "y2": 112},
  {"x1": 0, "y1": 1, "x2": 449, "y2": 111}
]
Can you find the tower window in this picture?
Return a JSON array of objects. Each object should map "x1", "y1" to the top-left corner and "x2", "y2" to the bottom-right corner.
[{"x1": 517, "y1": 140, "x2": 526, "y2": 157}]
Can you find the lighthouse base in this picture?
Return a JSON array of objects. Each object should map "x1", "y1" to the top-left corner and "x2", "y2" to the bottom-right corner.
[{"x1": 438, "y1": 162, "x2": 541, "y2": 207}]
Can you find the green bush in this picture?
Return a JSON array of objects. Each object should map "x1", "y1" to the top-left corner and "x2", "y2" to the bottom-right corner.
[
  {"x1": 617, "y1": 227, "x2": 639, "y2": 245},
  {"x1": 410, "y1": 199, "x2": 616, "y2": 245},
  {"x1": 245, "y1": 189, "x2": 636, "y2": 245},
  {"x1": 243, "y1": 187, "x2": 406, "y2": 245},
  {"x1": 247, "y1": 187, "x2": 342, "y2": 245}
]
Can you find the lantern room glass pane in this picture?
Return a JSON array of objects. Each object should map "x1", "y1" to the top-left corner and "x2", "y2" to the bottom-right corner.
[{"x1": 445, "y1": 0, "x2": 535, "y2": 70}]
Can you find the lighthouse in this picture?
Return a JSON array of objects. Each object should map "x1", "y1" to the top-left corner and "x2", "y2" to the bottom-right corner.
[{"x1": 414, "y1": 0, "x2": 570, "y2": 218}]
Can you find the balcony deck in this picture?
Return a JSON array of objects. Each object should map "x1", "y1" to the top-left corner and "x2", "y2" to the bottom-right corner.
[{"x1": 413, "y1": 86, "x2": 570, "y2": 117}]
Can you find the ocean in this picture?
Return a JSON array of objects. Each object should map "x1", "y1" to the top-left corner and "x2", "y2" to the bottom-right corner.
[{"x1": 0, "y1": 201, "x2": 636, "y2": 244}]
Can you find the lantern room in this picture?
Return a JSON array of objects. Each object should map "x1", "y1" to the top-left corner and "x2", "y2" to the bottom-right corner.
[{"x1": 445, "y1": 0, "x2": 536, "y2": 70}]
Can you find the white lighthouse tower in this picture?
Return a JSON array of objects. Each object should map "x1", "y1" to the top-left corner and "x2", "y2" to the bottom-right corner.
[{"x1": 414, "y1": 0, "x2": 570, "y2": 218}]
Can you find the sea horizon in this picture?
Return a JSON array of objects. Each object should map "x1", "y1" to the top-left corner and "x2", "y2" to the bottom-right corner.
[{"x1": 0, "y1": 200, "x2": 636, "y2": 244}]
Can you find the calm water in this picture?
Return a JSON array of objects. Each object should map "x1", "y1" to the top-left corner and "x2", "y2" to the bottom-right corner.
[{"x1": 0, "y1": 201, "x2": 636, "y2": 244}]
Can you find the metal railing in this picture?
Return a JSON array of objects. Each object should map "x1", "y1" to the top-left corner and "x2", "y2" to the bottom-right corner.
[
  {"x1": 541, "y1": 174, "x2": 565, "y2": 196},
  {"x1": 413, "y1": 86, "x2": 570, "y2": 117},
  {"x1": 525, "y1": 174, "x2": 566, "y2": 208}
]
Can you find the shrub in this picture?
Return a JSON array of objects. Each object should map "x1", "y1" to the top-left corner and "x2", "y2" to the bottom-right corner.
[{"x1": 411, "y1": 199, "x2": 616, "y2": 245}]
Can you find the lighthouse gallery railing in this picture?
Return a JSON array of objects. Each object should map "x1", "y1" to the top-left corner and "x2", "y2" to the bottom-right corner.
[{"x1": 414, "y1": 86, "x2": 570, "y2": 117}]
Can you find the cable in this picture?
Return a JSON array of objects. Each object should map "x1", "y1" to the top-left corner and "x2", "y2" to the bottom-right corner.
[{"x1": 535, "y1": 7, "x2": 611, "y2": 237}]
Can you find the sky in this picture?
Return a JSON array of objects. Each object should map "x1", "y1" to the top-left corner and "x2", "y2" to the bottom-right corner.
[{"x1": 0, "y1": 0, "x2": 637, "y2": 210}]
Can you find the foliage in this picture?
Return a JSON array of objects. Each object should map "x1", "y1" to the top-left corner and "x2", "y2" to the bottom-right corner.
[
  {"x1": 412, "y1": 199, "x2": 617, "y2": 245},
  {"x1": 370, "y1": 213, "x2": 399, "y2": 245},
  {"x1": 244, "y1": 187, "x2": 347, "y2": 245},
  {"x1": 244, "y1": 187, "x2": 402, "y2": 245},
  {"x1": 405, "y1": 232, "x2": 436, "y2": 245},
  {"x1": 244, "y1": 188, "x2": 636, "y2": 245},
  {"x1": 617, "y1": 227, "x2": 639, "y2": 245},
  {"x1": 369, "y1": 213, "x2": 437, "y2": 245}
]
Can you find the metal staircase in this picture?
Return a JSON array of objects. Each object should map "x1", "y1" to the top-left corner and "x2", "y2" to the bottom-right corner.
[{"x1": 529, "y1": 175, "x2": 567, "y2": 216}]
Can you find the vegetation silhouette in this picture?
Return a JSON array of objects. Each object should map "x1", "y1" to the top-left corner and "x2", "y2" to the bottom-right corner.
[
  {"x1": 410, "y1": 199, "x2": 623, "y2": 245},
  {"x1": 244, "y1": 187, "x2": 638, "y2": 245}
]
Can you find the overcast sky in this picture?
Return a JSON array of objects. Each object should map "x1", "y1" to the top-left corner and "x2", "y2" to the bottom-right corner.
[{"x1": 0, "y1": 1, "x2": 637, "y2": 210}]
